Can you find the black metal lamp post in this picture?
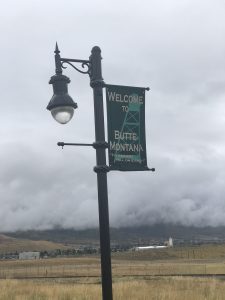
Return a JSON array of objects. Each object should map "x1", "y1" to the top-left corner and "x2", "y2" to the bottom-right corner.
[{"x1": 47, "y1": 44, "x2": 113, "y2": 300}]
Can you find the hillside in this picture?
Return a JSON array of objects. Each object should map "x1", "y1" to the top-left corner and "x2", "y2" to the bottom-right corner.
[
  {"x1": 5, "y1": 224, "x2": 225, "y2": 246},
  {"x1": 0, "y1": 234, "x2": 68, "y2": 254}
]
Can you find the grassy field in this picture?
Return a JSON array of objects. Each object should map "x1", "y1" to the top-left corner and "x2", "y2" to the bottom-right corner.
[
  {"x1": 0, "y1": 244, "x2": 225, "y2": 299},
  {"x1": 1, "y1": 255, "x2": 225, "y2": 279},
  {"x1": 0, "y1": 277, "x2": 225, "y2": 299},
  {"x1": 114, "y1": 243, "x2": 225, "y2": 260}
]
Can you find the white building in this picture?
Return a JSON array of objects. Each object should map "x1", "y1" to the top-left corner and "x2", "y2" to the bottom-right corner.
[
  {"x1": 168, "y1": 237, "x2": 173, "y2": 247},
  {"x1": 19, "y1": 252, "x2": 40, "y2": 260},
  {"x1": 135, "y1": 245, "x2": 167, "y2": 251},
  {"x1": 135, "y1": 237, "x2": 174, "y2": 251}
]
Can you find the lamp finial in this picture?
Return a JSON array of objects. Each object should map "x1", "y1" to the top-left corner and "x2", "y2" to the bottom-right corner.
[{"x1": 55, "y1": 42, "x2": 60, "y2": 54}]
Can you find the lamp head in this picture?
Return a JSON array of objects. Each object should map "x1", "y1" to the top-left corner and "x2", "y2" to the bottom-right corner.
[{"x1": 47, "y1": 73, "x2": 77, "y2": 124}]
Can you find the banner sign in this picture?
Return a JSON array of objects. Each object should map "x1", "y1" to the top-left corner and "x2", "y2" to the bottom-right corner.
[{"x1": 106, "y1": 84, "x2": 149, "y2": 171}]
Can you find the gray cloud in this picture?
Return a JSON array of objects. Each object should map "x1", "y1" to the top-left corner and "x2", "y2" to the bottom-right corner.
[{"x1": 0, "y1": 0, "x2": 225, "y2": 231}]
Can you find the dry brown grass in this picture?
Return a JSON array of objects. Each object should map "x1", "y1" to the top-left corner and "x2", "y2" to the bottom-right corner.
[
  {"x1": 1, "y1": 256, "x2": 225, "y2": 279},
  {"x1": 1, "y1": 244, "x2": 225, "y2": 298},
  {"x1": 114, "y1": 244, "x2": 225, "y2": 261},
  {"x1": 0, "y1": 277, "x2": 225, "y2": 299},
  {"x1": 0, "y1": 234, "x2": 68, "y2": 254}
]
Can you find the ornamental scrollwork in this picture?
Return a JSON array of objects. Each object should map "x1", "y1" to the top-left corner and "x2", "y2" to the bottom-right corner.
[{"x1": 61, "y1": 60, "x2": 91, "y2": 75}]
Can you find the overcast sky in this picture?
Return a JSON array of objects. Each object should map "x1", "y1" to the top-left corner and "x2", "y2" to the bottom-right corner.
[{"x1": 0, "y1": 0, "x2": 225, "y2": 231}]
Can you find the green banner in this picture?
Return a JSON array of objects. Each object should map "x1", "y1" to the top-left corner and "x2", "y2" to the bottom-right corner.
[{"x1": 106, "y1": 84, "x2": 149, "y2": 171}]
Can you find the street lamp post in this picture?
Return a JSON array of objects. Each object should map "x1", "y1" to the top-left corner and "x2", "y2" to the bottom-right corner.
[{"x1": 47, "y1": 44, "x2": 113, "y2": 300}]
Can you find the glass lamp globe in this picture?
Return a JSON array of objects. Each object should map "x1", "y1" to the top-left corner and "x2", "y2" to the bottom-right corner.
[
  {"x1": 51, "y1": 106, "x2": 75, "y2": 124},
  {"x1": 47, "y1": 73, "x2": 77, "y2": 124}
]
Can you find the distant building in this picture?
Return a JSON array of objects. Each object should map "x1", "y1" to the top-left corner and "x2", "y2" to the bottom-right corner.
[
  {"x1": 135, "y1": 237, "x2": 174, "y2": 251},
  {"x1": 135, "y1": 246, "x2": 167, "y2": 251},
  {"x1": 19, "y1": 252, "x2": 40, "y2": 260},
  {"x1": 135, "y1": 245, "x2": 167, "y2": 251},
  {"x1": 165, "y1": 237, "x2": 173, "y2": 247},
  {"x1": 168, "y1": 237, "x2": 173, "y2": 247}
]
